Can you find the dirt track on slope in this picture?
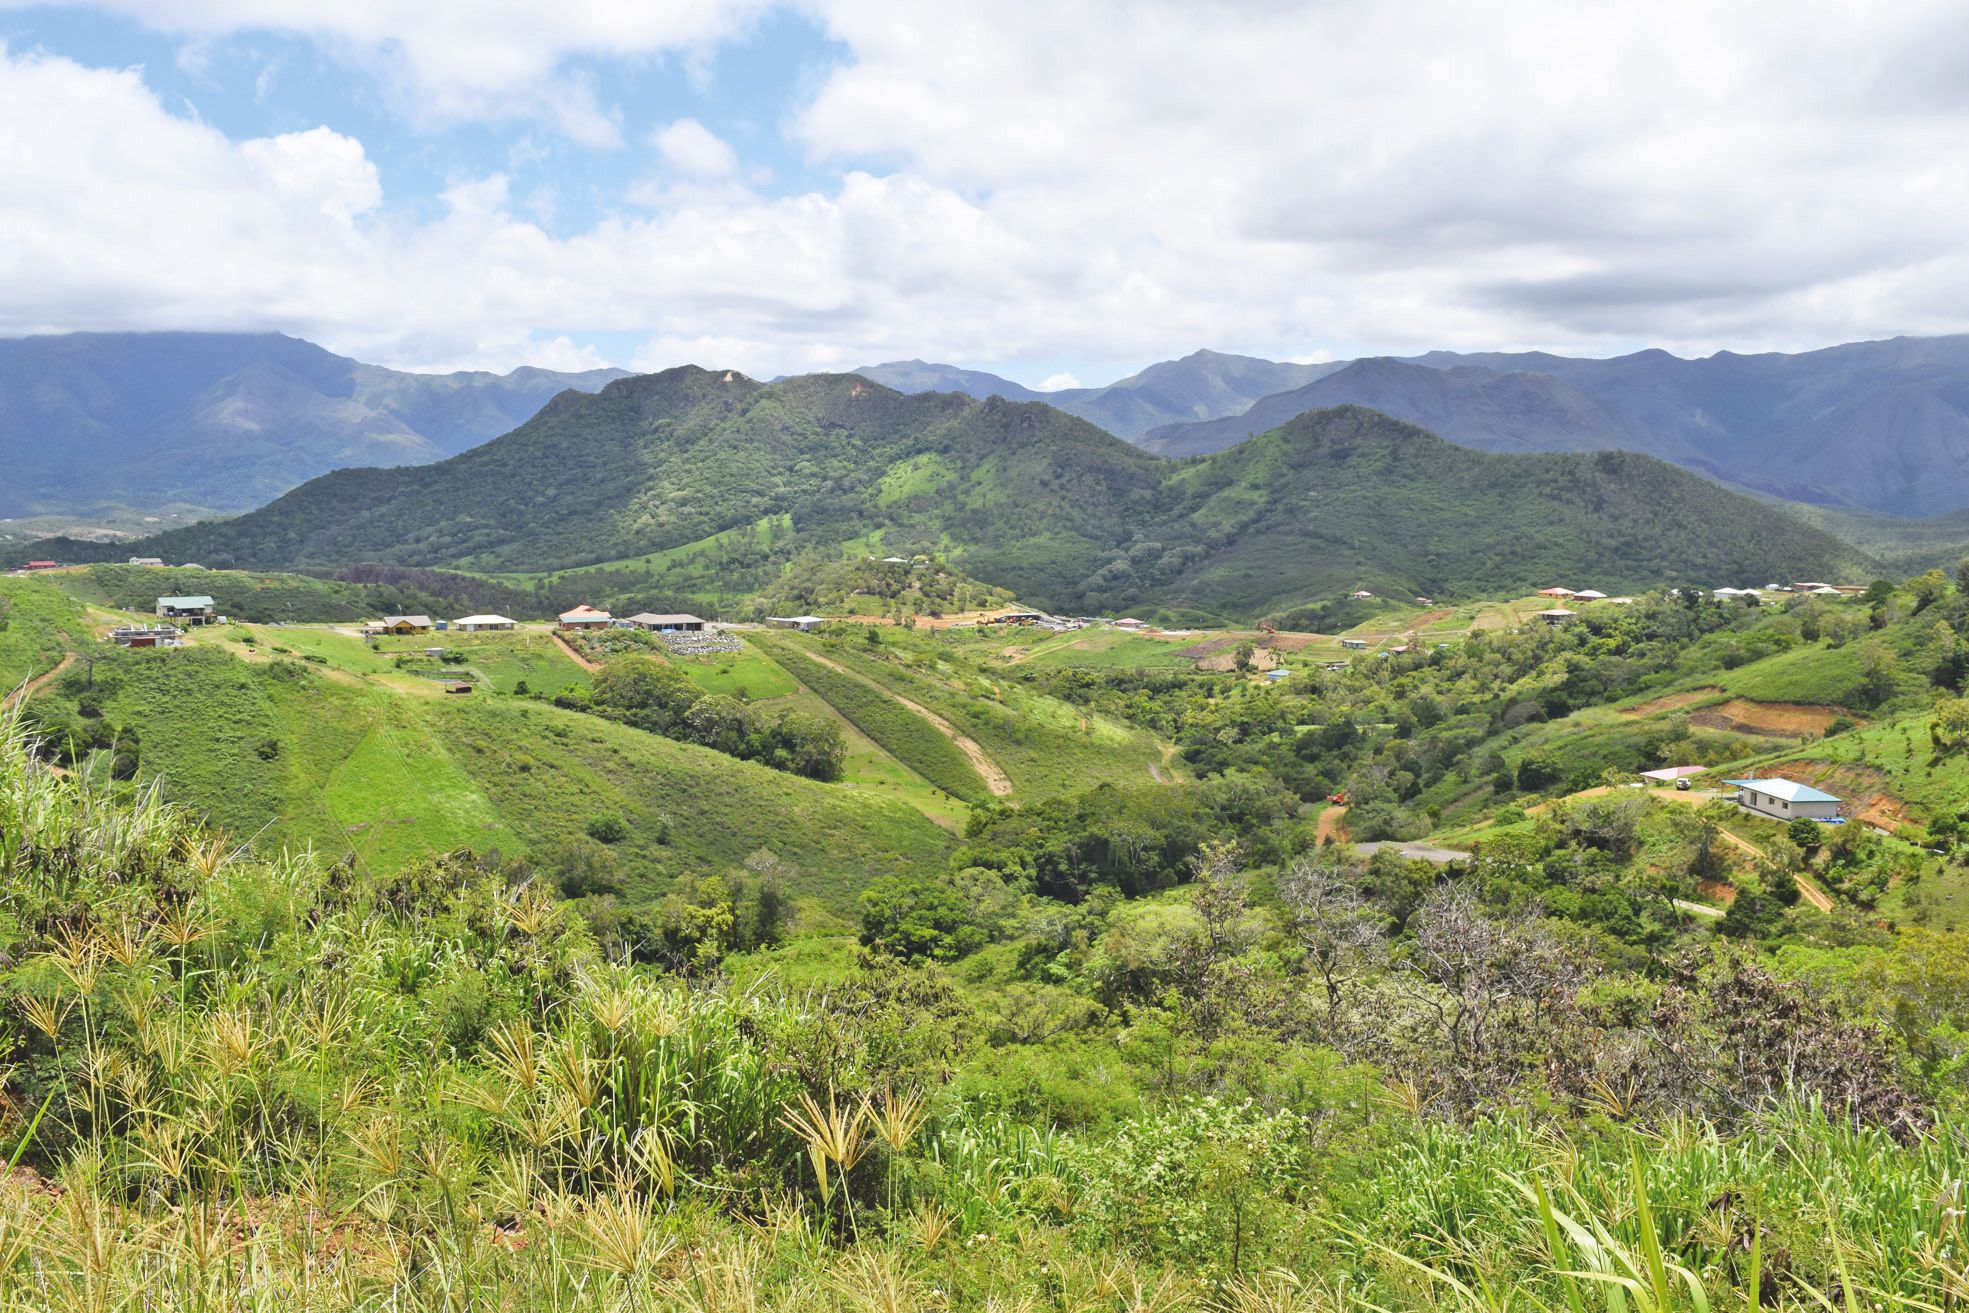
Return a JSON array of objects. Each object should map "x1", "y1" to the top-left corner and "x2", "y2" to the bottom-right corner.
[
  {"x1": 3, "y1": 651, "x2": 76, "y2": 710},
  {"x1": 1620, "y1": 687, "x2": 1721, "y2": 717},
  {"x1": 552, "y1": 633, "x2": 603, "y2": 672},
  {"x1": 1316, "y1": 805, "x2": 1349, "y2": 844},
  {"x1": 802, "y1": 649, "x2": 1013, "y2": 797}
]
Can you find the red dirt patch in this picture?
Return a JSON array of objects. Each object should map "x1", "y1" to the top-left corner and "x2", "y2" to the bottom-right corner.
[
  {"x1": 1620, "y1": 687, "x2": 1721, "y2": 717},
  {"x1": 1688, "y1": 698, "x2": 1852, "y2": 738},
  {"x1": 1775, "y1": 758, "x2": 1911, "y2": 832}
]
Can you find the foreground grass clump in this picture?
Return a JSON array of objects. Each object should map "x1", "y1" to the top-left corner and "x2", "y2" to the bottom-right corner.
[{"x1": 6, "y1": 705, "x2": 1969, "y2": 1310}]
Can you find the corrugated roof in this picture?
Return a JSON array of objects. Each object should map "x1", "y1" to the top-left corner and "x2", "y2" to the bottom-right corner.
[
  {"x1": 452, "y1": 615, "x2": 515, "y2": 625},
  {"x1": 157, "y1": 595, "x2": 215, "y2": 608},
  {"x1": 1724, "y1": 777, "x2": 1841, "y2": 804}
]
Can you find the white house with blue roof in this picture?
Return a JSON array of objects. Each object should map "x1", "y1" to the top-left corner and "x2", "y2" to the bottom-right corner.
[{"x1": 1724, "y1": 775, "x2": 1842, "y2": 822}]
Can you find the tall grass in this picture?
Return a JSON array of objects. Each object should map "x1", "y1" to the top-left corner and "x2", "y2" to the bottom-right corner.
[{"x1": 7, "y1": 707, "x2": 1969, "y2": 1310}]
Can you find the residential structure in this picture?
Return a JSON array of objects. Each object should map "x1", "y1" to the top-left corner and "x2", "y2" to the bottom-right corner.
[
  {"x1": 127, "y1": 556, "x2": 164, "y2": 567},
  {"x1": 1533, "y1": 607, "x2": 1577, "y2": 624},
  {"x1": 377, "y1": 615, "x2": 435, "y2": 635},
  {"x1": 1724, "y1": 776, "x2": 1842, "y2": 821},
  {"x1": 451, "y1": 614, "x2": 516, "y2": 632},
  {"x1": 766, "y1": 615, "x2": 826, "y2": 632},
  {"x1": 1536, "y1": 587, "x2": 1576, "y2": 599},
  {"x1": 155, "y1": 595, "x2": 216, "y2": 625},
  {"x1": 558, "y1": 606, "x2": 614, "y2": 630},
  {"x1": 1572, "y1": 589, "x2": 1608, "y2": 601},
  {"x1": 1640, "y1": 765, "x2": 1706, "y2": 784},
  {"x1": 625, "y1": 612, "x2": 706, "y2": 632},
  {"x1": 1340, "y1": 637, "x2": 1369, "y2": 650}
]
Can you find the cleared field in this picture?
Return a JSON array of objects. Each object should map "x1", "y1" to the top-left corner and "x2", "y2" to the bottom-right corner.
[{"x1": 1688, "y1": 697, "x2": 1853, "y2": 738}]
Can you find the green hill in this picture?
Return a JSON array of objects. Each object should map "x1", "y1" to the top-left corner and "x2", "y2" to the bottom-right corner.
[{"x1": 42, "y1": 370, "x2": 1867, "y2": 620}]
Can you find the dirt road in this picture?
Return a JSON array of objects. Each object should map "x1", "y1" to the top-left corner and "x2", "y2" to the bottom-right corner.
[
  {"x1": 803, "y1": 649, "x2": 1013, "y2": 797},
  {"x1": 552, "y1": 633, "x2": 603, "y2": 672},
  {"x1": 1316, "y1": 805, "x2": 1349, "y2": 844},
  {"x1": 3, "y1": 651, "x2": 76, "y2": 710}
]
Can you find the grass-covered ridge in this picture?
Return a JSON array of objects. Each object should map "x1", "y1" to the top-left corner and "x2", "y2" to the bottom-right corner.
[{"x1": 35, "y1": 373, "x2": 1868, "y2": 619}]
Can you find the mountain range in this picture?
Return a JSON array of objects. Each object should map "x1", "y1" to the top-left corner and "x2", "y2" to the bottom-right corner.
[
  {"x1": 40, "y1": 368, "x2": 1863, "y2": 621},
  {"x1": 856, "y1": 350, "x2": 1344, "y2": 439},
  {"x1": 0, "y1": 332, "x2": 627, "y2": 517},
  {"x1": 864, "y1": 335, "x2": 1969, "y2": 516}
]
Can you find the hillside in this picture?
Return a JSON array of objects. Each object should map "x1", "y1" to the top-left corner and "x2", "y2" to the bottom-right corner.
[
  {"x1": 48, "y1": 375, "x2": 1868, "y2": 620},
  {"x1": 1150, "y1": 335, "x2": 1969, "y2": 515},
  {"x1": 859, "y1": 348, "x2": 1344, "y2": 438},
  {"x1": 1140, "y1": 357, "x2": 1638, "y2": 457},
  {"x1": 0, "y1": 330, "x2": 627, "y2": 515}
]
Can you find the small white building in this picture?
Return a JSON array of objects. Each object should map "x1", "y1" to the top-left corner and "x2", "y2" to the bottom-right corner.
[
  {"x1": 127, "y1": 556, "x2": 164, "y2": 567},
  {"x1": 1340, "y1": 637, "x2": 1369, "y2": 650},
  {"x1": 452, "y1": 614, "x2": 516, "y2": 633},
  {"x1": 1533, "y1": 607, "x2": 1577, "y2": 624},
  {"x1": 1725, "y1": 776, "x2": 1842, "y2": 822},
  {"x1": 766, "y1": 615, "x2": 826, "y2": 632}
]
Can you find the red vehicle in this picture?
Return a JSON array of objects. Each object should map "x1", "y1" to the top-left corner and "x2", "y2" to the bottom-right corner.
[{"x1": 1327, "y1": 792, "x2": 1347, "y2": 805}]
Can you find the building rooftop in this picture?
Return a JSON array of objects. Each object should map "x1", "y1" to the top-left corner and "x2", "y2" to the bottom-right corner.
[
  {"x1": 157, "y1": 595, "x2": 215, "y2": 608},
  {"x1": 1724, "y1": 777, "x2": 1841, "y2": 804}
]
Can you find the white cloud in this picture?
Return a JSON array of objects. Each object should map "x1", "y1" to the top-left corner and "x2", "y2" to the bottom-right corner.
[
  {"x1": 1036, "y1": 372, "x2": 1079, "y2": 391},
  {"x1": 653, "y1": 118, "x2": 737, "y2": 177},
  {"x1": 10, "y1": 2, "x2": 1969, "y2": 377},
  {"x1": 6, "y1": 0, "x2": 774, "y2": 139}
]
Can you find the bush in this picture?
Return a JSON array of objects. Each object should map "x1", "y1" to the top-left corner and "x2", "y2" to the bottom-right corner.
[{"x1": 585, "y1": 813, "x2": 629, "y2": 844}]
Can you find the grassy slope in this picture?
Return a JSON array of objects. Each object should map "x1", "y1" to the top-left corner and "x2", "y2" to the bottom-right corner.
[
  {"x1": 752, "y1": 635, "x2": 991, "y2": 803},
  {"x1": 83, "y1": 635, "x2": 949, "y2": 915},
  {"x1": 0, "y1": 576, "x2": 89, "y2": 689},
  {"x1": 775, "y1": 629, "x2": 1173, "y2": 796}
]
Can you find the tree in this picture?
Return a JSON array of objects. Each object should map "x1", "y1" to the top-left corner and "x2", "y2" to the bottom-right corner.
[
  {"x1": 859, "y1": 874, "x2": 986, "y2": 961},
  {"x1": 1278, "y1": 848, "x2": 1384, "y2": 1027},
  {"x1": 1932, "y1": 696, "x2": 1969, "y2": 752},
  {"x1": 1910, "y1": 569, "x2": 1950, "y2": 612},
  {"x1": 1859, "y1": 643, "x2": 1900, "y2": 707},
  {"x1": 1786, "y1": 816, "x2": 1823, "y2": 849}
]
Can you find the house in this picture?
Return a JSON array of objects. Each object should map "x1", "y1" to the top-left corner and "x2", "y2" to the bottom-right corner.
[
  {"x1": 445, "y1": 683, "x2": 474, "y2": 695},
  {"x1": 1340, "y1": 637, "x2": 1369, "y2": 650},
  {"x1": 625, "y1": 612, "x2": 706, "y2": 633},
  {"x1": 766, "y1": 615, "x2": 826, "y2": 632},
  {"x1": 127, "y1": 557, "x2": 164, "y2": 567},
  {"x1": 1640, "y1": 765, "x2": 1707, "y2": 785},
  {"x1": 24, "y1": 560, "x2": 57, "y2": 571},
  {"x1": 1112, "y1": 617, "x2": 1147, "y2": 630},
  {"x1": 1572, "y1": 590, "x2": 1608, "y2": 601},
  {"x1": 558, "y1": 606, "x2": 613, "y2": 630},
  {"x1": 1724, "y1": 776, "x2": 1842, "y2": 822},
  {"x1": 1536, "y1": 587, "x2": 1576, "y2": 599},
  {"x1": 1351, "y1": 590, "x2": 1374, "y2": 600},
  {"x1": 156, "y1": 595, "x2": 216, "y2": 625},
  {"x1": 1533, "y1": 607, "x2": 1577, "y2": 624},
  {"x1": 108, "y1": 624, "x2": 182, "y2": 648},
  {"x1": 451, "y1": 614, "x2": 516, "y2": 633},
  {"x1": 378, "y1": 615, "x2": 435, "y2": 635},
  {"x1": 1791, "y1": 582, "x2": 1830, "y2": 593}
]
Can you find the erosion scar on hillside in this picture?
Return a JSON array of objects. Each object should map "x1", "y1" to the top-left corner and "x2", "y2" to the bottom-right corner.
[{"x1": 802, "y1": 649, "x2": 1013, "y2": 797}]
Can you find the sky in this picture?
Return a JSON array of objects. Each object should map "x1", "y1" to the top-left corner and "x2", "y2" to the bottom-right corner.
[{"x1": 4, "y1": 1, "x2": 1969, "y2": 387}]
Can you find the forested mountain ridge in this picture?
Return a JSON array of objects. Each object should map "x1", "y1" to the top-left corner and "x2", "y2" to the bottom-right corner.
[
  {"x1": 1147, "y1": 335, "x2": 1969, "y2": 514},
  {"x1": 1139, "y1": 357, "x2": 1640, "y2": 457},
  {"x1": 0, "y1": 330, "x2": 627, "y2": 515},
  {"x1": 44, "y1": 370, "x2": 1866, "y2": 620}
]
